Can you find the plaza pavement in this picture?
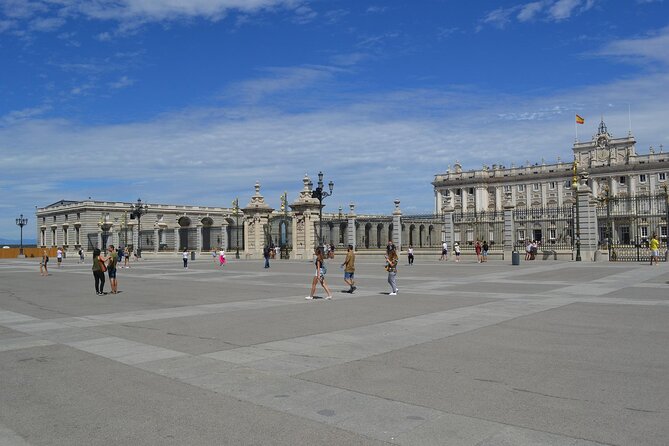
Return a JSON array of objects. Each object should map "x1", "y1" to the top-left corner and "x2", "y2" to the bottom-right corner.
[{"x1": 0, "y1": 254, "x2": 667, "y2": 446}]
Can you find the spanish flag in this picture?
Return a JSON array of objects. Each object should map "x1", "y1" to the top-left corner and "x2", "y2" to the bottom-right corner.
[{"x1": 576, "y1": 114, "x2": 585, "y2": 124}]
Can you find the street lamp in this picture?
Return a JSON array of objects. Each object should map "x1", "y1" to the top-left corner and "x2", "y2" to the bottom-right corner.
[
  {"x1": 310, "y1": 171, "x2": 334, "y2": 247},
  {"x1": 232, "y1": 198, "x2": 240, "y2": 259},
  {"x1": 130, "y1": 198, "x2": 148, "y2": 257},
  {"x1": 599, "y1": 184, "x2": 612, "y2": 259},
  {"x1": 572, "y1": 161, "x2": 581, "y2": 261},
  {"x1": 280, "y1": 192, "x2": 288, "y2": 258},
  {"x1": 15, "y1": 214, "x2": 28, "y2": 256}
]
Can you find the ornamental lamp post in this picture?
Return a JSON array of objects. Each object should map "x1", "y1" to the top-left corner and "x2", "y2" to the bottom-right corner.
[
  {"x1": 15, "y1": 214, "x2": 28, "y2": 257},
  {"x1": 232, "y1": 198, "x2": 240, "y2": 259},
  {"x1": 280, "y1": 192, "x2": 288, "y2": 258},
  {"x1": 130, "y1": 198, "x2": 148, "y2": 258},
  {"x1": 572, "y1": 160, "x2": 582, "y2": 262},
  {"x1": 310, "y1": 171, "x2": 334, "y2": 247}
]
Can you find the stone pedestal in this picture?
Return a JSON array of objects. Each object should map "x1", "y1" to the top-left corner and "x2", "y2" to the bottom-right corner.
[{"x1": 575, "y1": 171, "x2": 599, "y2": 262}]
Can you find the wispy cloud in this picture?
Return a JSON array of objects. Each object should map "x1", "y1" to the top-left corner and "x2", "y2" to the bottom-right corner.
[
  {"x1": 595, "y1": 25, "x2": 669, "y2": 65},
  {"x1": 109, "y1": 75, "x2": 135, "y2": 89},
  {"x1": 479, "y1": 0, "x2": 597, "y2": 30},
  {"x1": 1, "y1": 104, "x2": 52, "y2": 124}
]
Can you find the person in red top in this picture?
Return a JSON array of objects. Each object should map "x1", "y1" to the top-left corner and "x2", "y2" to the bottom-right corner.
[{"x1": 475, "y1": 240, "x2": 482, "y2": 263}]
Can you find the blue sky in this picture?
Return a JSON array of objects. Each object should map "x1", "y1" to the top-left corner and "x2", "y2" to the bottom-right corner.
[{"x1": 1, "y1": 0, "x2": 668, "y2": 241}]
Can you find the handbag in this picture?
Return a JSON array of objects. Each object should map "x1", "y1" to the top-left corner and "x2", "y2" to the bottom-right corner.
[{"x1": 99, "y1": 258, "x2": 107, "y2": 273}]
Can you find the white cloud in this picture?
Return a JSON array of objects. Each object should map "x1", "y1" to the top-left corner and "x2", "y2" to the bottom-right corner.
[
  {"x1": 109, "y1": 75, "x2": 135, "y2": 89},
  {"x1": 481, "y1": 6, "x2": 519, "y2": 29},
  {"x1": 595, "y1": 25, "x2": 669, "y2": 65},
  {"x1": 1, "y1": 105, "x2": 51, "y2": 124},
  {"x1": 517, "y1": 1, "x2": 546, "y2": 22},
  {"x1": 28, "y1": 16, "x2": 65, "y2": 31}
]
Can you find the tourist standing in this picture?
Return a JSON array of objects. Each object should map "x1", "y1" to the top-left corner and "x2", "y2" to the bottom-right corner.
[
  {"x1": 306, "y1": 247, "x2": 333, "y2": 300},
  {"x1": 440, "y1": 241, "x2": 448, "y2": 260},
  {"x1": 475, "y1": 240, "x2": 482, "y2": 263},
  {"x1": 212, "y1": 249, "x2": 218, "y2": 264},
  {"x1": 182, "y1": 248, "x2": 189, "y2": 269},
  {"x1": 482, "y1": 241, "x2": 489, "y2": 262},
  {"x1": 454, "y1": 242, "x2": 461, "y2": 262},
  {"x1": 117, "y1": 246, "x2": 124, "y2": 267},
  {"x1": 341, "y1": 244, "x2": 356, "y2": 293},
  {"x1": 263, "y1": 245, "x2": 271, "y2": 268},
  {"x1": 40, "y1": 250, "x2": 49, "y2": 276},
  {"x1": 219, "y1": 248, "x2": 227, "y2": 266},
  {"x1": 525, "y1": 240, "x2": 532, "y2": 261},
  {"x1": 92, "y1": 248, "x2": 107, "y2": 295},
  {"x1": 124, "y1": 247, "x2": 131, "y2": 268},
  {"x1": 407, "y1": 245, "x2": 414, "y2": 265},
  {"x1": 107, "y1": 245, "x2": 119, "y2": 294},
  {"x1": 385, "y1": 245, "x2": 399, "y2": 295},
  {"x1": 649, "y1": 233, "x2": 660, "y2": 266},
  {"x1": 78, "y1": 248, "x2": 85, "y2": 264},
  {"x1": 56, "y1": 247, "x2": 63, "y2": 268}
]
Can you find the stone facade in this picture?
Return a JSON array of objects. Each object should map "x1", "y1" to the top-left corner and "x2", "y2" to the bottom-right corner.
[{"x1": 433, "y1": 120, "x2": 668, "y2": 213}]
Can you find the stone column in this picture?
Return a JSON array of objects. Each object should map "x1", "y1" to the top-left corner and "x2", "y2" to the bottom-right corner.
[
  {"x1": 242, "y1": 182, "x2": 274, "y2": 259},
  {"x1": 290, "y1": 175, "x2": 321, "y2": 260},
  {"x1": 392, "y1": 199, "x2": 402, "y2": 252},
  {"x1": 96, "y1": 229, "x2": 102, "y2": 250},
  {"x1": 347, "y1": 203, "x2": 356, "y2": 250},
  {"x1": 154, "y1": 228, "x2": 159, "y2": 254},
  {"x1": 132, "y1": 224, "x2": 139, "y2": 252},
  {"x1": 112, "y1": 226, "x2": 119, "y2": 248},
  {"x1": 196, "y1": 224, "x2": 203, "y2": 252},
  {"x1": 174, "y1": 228, "x2": 179, "y2": 253},
  {"x1": 221, "y1": 221, "x2": 229, "y2": 251},
  {"x1": 442, "y1": 203, "x2": 454, "y2": 250},
  {"x1": 503, "y1": 202, "x2": 515, "y2": 261},
  {"x1": 576, "y1": 171, "x2": 599, "y2": 261}
]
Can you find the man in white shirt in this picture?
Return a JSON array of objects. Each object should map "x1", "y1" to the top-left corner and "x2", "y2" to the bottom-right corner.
[
  {"x1": 440, "y1": 241, "x2": 448, "y2": 261},
  {"x1": 56, "y1": 248, "x2": 63, "y2": 268}
]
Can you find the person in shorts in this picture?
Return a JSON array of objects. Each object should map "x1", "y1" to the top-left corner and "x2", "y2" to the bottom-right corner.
[
  {"x1": 482, "y1": 241, "x2": 489, "y2": 262},
  {"x1": 107, "y1": 245, "x2": 119, "y2": 294},
  {"x1": 306, "y1": 247, "x2": 332, "y2": 300},
  {"x1": 341, "y1": 244, "x2": 356, "y2": 293},
  {"x1": 40, "y1": 250, "x2": 49, "y2": 276},
  {"x1": 56, "y1": 247, "x2": 63, "y2": 268},
  {"x1": 454, "y1": 242, "x2": 461, "y2": 262},
  {"x1": 440, "y1": 241, "x2": 448, "y2": 260},
  {"x1": 649, "y1": 233, "x2": 660, "y2": 266}
]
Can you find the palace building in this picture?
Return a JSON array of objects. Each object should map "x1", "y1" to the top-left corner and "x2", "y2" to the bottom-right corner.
[{"x1": 433, "y1": 120, "x2": 669, "y2": 213}]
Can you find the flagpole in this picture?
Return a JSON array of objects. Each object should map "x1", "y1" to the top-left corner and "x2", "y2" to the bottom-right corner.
[
  {"x1": 628, "y1": 103, "x2": 632, "y2": 136},
  {"x1": 575, "y1": 116, "x2": 578, "y2": 142}
]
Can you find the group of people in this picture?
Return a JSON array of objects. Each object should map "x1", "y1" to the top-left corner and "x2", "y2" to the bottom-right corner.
[
  {"x1": 306, "y1": 240, "x2": 398, "y2": 299},
  {"x1": 91, "y1": 245, "x2": 120, "y2": 295},
  {"x1": 525, "y1": 240, "x2": 540, "y2": 260}
]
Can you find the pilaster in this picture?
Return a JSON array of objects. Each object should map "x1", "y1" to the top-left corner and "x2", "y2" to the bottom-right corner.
[{"x1": 290, "y1": 175, "x2": 321, "y2": 260}]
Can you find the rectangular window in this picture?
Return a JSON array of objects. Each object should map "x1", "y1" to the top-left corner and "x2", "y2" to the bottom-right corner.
[
  {"x1": 661, "y1": 225, "x2": 668, "y2": 241},
  {"x1": 468, "y1": 187, "x2": 474, "y2": 195},
  {"x1": 518, "y1": 184, "x2": 525, "y2": 192},
  {"x1": 504, "y1": 185, "x2": 511, "y2": 192},
  {"x1": 549, "y1": 228, "x2": 556, "y2": 241},
  {"x1": 640, "y1": 226, "x2": 649, "y2": 239},
  {"x1": 533, "y1": 183, "x2": 540, "y2": 191},
  {"x1": 565, "y1": 180, "x2": 572, "y2": 188},
  {"x1": 639, "y1": 174, "x2": 647, "y2": 183},
  {"x1": 64, "y1": 214, "x2": 68, "y2": 221},
  {"x1": 549, "y1": 182, "x2": 556, "y2": 190},
  {"x1": 619, "y1": 176, "x2": 626, "y2": 185},
  {"x1": 456, "y1": 189, "x2": 461, "y2": 196},
  {"x1": 659, "y1": 173, "x2": 666, "y2": 181},
  {"x1": 517, "y1": 229, "x2": 526, "y2": 242}
]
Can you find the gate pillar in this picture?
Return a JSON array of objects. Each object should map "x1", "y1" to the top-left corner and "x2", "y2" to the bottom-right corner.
[
  {"x1": 576, "y1": 171, "x2": 599, "y2": 262},
  {"x1": 290, "y1": 175, "x2": 321, "y2": 260},
  {"x1": 196, "y1": 223, "x2": 203, "y2": 252},
  {"x1": 243, "y1": 182, "x2": 274, "y2": 259},
  {"x1": 220, "y1": 221, "x2": 229, "y2": 251},
  {"x1": 392, "y1": 199, "x2": 402, "y2": 252},
  {"x1": 154, "y1": 227, "x2": 159, "y2": 254},
  {"x1": 347, "y1": 203, "x2": 356, "y2": 250},
  {"x1": 503, "y1": 199, "x2": 515, "y2": 261},
  {"x1": 173, "y1": 227, "x2": 179, "y2": 253},
  {"x1": 442, "y1": 203, "x2": 454, "y2": 252}
]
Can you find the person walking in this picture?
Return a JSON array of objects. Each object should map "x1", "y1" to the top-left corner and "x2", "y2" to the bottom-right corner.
[
  {"x1": 440, "y1": 241, "x2": 448, "y2": 261},
  {"x1": 182, "y1": 248, "x2": 189, "y2": 269},
  {"x1": 475, "y1": 240, "x2": 482, "y2": 263},
  {"x1": 341, "y1": 244, "x2": 356, "y2": 293},
  {"x1": 482, "y1": 241, "x2": 489, "y2": 262},
  {"x1": 263, "y1": 245, "x2": 271, "y2": 268},
  {"x1": 407, "y1": 245, "x2": 414, "y2": 265},
  {"x1": 56, "y1": 247, "x2": 63, "y2": 268},
  {"x1": 117, "y1": 246, "x2": 124, "y2": 267},
  {"x1": 306, "y1": 247, "x2": 333, "y2": 300},
  {"x1": 92, "y1": 248, "x2": 107, "y2": 295},
  {"x1": 649, "y1": 233, "x2": 660, "y2": 266},
  {"x1": 219, "y1": 248, "x2": 227, "y2": 267},
  {"x1": 454, "y1": 242, "x2": 461, "y2": 262},
  {"x1": 40, "y1": 250, "x2": 49, "y2": 276},
  {"x1": 78, "y1": 248, "x2": 85, "y2": 264},
  {"x1": 107, "y1": 245, "x2": 119, "y2": 294},
  {"x1": 124, "y1": 247, "x2": 131, "y2": 268},
  {"x1": 385, "y1": 245, "x2": 399, "y2": 295}
]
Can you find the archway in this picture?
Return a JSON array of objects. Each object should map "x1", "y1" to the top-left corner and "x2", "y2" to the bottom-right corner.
[
  {"x1": 201, "y1": 217, "x2": 214, "y2": 250},
  {"x1": 178, "y1": 216, "x2": 192, "y2": 250}
]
